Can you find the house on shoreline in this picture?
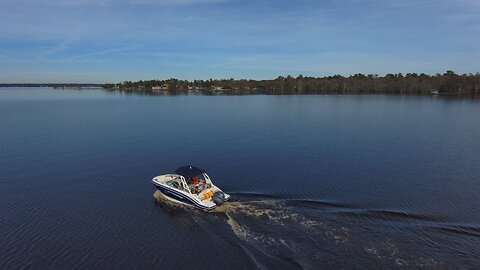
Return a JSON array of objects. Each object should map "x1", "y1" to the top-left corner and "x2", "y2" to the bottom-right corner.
[
  {"x1": 152, "y1": 83, "x2": 170, "y2": 91},
  {"x1": 211, "y1": 86, "x2": 233, "y2": 94}
]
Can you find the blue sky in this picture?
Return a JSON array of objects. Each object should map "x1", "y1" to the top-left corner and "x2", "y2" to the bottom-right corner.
[{"x1": 1, "y1": 0, "x2": 479, "y2": 83}]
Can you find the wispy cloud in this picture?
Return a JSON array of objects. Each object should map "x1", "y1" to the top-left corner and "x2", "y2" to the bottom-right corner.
[
  {"x1": 62, "y1": 47, "x2": 137, "y2": 62},
  {"x1": 3, "y1": 0, "x2": 229, "y2": 6}
]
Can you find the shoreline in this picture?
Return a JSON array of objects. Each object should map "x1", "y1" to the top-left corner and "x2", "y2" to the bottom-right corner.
[{"x1": 1, "y1": 86, "x2": 478, "y2": 98}]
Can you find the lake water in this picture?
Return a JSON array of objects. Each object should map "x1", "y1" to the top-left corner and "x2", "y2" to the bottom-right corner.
[{"x1": 1, "y1": 88, "x2": 479, "y2": 269}]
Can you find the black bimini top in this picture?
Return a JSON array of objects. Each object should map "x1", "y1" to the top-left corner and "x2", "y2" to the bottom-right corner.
[{"x1": 175, "y1": 165, "x2": 206, "y2": 179}]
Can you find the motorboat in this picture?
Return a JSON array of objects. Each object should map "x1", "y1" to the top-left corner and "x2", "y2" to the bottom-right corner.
[{"x1": 152, "y1": 165, "x2": 230, "y2": 211}]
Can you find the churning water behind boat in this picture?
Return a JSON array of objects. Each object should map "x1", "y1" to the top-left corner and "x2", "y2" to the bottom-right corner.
[{"x1": 153, "y1": 191, "x2": 477, "y2": 269}]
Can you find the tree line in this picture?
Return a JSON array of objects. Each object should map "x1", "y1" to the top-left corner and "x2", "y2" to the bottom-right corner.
[{"x1": 103, "y1": 71, "x2": 480, "y2": 96}]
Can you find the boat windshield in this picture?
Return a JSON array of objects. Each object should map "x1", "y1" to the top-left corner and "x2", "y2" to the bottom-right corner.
[{"x1": 166, "y1": 179, "x2": 187, "y2": 192}]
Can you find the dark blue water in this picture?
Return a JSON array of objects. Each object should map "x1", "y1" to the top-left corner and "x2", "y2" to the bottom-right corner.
[{"x1": 1, "y1": 88, "x2": 479, "y2": 269}]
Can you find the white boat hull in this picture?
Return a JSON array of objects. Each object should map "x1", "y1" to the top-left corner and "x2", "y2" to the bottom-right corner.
[{"x1": 152, "y1": 173, "x2": 230, "y2": 211}]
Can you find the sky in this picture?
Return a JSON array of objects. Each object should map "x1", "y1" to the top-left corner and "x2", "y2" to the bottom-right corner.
[{"x1": 0, "y1": 0, "x2": 479, "y2": 83}]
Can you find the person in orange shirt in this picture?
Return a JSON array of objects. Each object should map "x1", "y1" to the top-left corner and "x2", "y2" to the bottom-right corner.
[{"x1": 193, "y1": 176, "x2": 199, "y2": 186}]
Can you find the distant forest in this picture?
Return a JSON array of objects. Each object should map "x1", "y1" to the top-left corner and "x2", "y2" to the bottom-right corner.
[{"x1": 103, "y1": 71, "x2": 480, "y2": 96}]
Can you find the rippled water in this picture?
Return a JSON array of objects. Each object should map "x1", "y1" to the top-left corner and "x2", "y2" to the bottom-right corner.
[{"x1": 1, "y1": 88, "x2": 479, "y2": 269}]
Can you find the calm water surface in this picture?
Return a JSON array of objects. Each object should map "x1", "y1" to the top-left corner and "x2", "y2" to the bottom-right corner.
[{"x1": 1, "y1": 88, "x2": 479, "y2": 269}]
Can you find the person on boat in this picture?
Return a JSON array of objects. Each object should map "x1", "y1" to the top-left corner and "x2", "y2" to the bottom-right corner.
[
  {"x1": 188, "y1": 176, "x2": 200, "y2": 194},
  {"x1": 193, "y1": 176, "x2": 199, "y2": 186}
]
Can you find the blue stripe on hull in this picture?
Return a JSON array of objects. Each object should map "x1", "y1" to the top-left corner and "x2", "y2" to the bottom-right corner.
[{"x1": 153, "y1": 184, "x2": 215, "y2": 211}]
